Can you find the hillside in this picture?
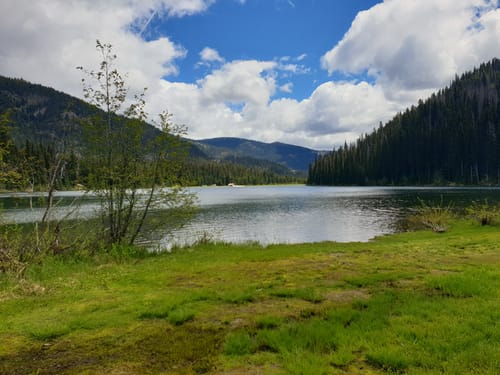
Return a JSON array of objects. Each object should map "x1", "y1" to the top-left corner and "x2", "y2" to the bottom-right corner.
[
  {"x1": 195, "y1": 137, "x2": 320, "y2": 172},
  {"x1": 0, "y1": 76, "x2": 93, "y2": 146},
  {"x1": 308, "y1": 59, "x2": 500, "y2": 186},
  {"x1": 0, "y1": 76, "x2": 168, "y2": 149},
  {"x1": 0, "y1": 75, "x2": 306, "y2": 187}
]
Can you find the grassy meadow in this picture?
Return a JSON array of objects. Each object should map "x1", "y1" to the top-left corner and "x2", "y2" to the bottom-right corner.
[{"x1": 0, "y1": 220, "x2": 499, "y2": 374}]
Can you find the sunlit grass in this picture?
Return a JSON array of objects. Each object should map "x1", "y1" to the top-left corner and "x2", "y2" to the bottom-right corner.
[{"x1": 0, "y1": 220, "x2": 499, "y2": 373}]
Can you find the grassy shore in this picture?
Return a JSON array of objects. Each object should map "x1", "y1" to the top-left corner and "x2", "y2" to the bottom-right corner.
[{"x1": 0, "y1": 221, "x2": 499, "y2": 374}]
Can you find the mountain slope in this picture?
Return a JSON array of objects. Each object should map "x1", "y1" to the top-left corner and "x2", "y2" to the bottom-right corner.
[
  {"x1": 0, "y1": 76, "x2": 92, "y2": 145},
  {"x1": 0, "y1": 75, "x2": 311, "y2": 182},
  {"x1": 195, "y1": 137, "x2": 320, "y2": 172},
  {"x1": 308, "y1": 58, "x2": 500, "y2": 186},
  {"x1": 0, "y1": 75, "x2": 173, "y2": 152}
]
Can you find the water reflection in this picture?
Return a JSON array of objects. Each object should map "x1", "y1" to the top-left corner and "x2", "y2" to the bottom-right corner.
[
  {"x1": 164, "y1": 185, "x2": 500, "y2": 247},
  {"x1": 2, "y1": 186, "x2": 500, "y2": 247}
]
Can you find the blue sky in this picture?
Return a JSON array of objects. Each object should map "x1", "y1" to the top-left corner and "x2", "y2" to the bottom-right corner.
[
  {"x1": 1, "y1": 0, "x2": 500, "y2": 149},
  {"x1": 151, "y1": 0, "x2": 380, "y2": 100}
]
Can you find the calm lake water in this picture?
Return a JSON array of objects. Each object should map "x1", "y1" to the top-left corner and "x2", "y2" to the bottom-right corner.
[{"x1": 2, "y1": 185, "x2": 500, "y2": 247}]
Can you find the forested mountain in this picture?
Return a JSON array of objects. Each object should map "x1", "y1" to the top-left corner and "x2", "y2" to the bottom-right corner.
[
  {"x1": 0, "y1": 76, "x2": 92, "y2": 145},
  {"x1": 0, "y1": 76, "x2": 317, "y2": 170},
  {"x1": 0, "y1": 76, "x2": 165, "y2": 148},
  {"x1": 195, "y1": 137, "x2": 319, "y2": 172},
  {"x1": 308, "y1": 59, "x2": 500, "y2": 186},
  {"x1": 0, "y1": 76, "x2": 305, "y2": 189}
]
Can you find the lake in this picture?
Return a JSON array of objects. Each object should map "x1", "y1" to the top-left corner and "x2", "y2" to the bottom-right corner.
[
  {"x1": 168, "y1": 185, "x2": 500, "y2": 247},
  {"x1": 3, "y1": 185, "x2": 500, "y2": 248}
]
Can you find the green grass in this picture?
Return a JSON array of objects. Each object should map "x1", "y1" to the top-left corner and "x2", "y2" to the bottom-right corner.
[
  {"x1": 427, "y1": 268, "x2": 497, "y2": 297},
  {"x1": 167, "y1": 307, "x2": 196, "y2": 325},
  {"x1": 224, "y1": 332, "x2": 256, "y2": 356},
  {"x1": 0, "y1": 221, "x2": 499, "y2": 373},
  {"x1": 270, "y1": 286, "x2": 325, "y2": 303}
]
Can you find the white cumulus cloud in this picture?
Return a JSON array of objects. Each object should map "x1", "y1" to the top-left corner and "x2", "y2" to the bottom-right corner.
[
  {"x1": 0, "y1": 0, "x2": 191, "y2": 99},
  {"x1": 199, "y1": 47, "x2": 225, "y2": 63},
  {"x1": 198, "y1": 60, "x2": 277, "y2": 106},
  {"x1": 1, "y1": 0, "x2": 500, "y2": 150},
  {"x1": 321, "y1": 0, "x2": 500, "y2": 102}
]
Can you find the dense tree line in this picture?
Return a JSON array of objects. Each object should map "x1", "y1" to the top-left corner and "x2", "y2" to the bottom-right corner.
[
  {"x1": 0, "y1": 134, "x2": 83, "y2": 191},
  {"x1": 0, "y1": 133, "x2": 302, "y2": 190},
  {"x1": 181, "y1": 159, "x2": 304, "y2": 186},
  {"x1": 308, "y1": 59, "x2": 500, "y2": 186},
  {"x1": 0, "y1": 128, "x2": 302, "y2": 190}
]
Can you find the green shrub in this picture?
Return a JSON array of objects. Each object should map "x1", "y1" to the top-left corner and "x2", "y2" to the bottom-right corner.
[
  {"x1": 0, "y1": 224, "x2": 28, "y2": 276},
  {"x1": 407, "y1": 197, "x2": 454, "y2": 232},
  {"x1": 466, "y1": 199, "x2": 500, "y2": 226}
]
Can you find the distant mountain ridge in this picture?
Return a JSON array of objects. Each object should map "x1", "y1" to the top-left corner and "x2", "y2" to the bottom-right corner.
[
  {"x1": 194, "y1": 137, "x2": 320, "y2": 172},
  {"x1": 0, "y1": 75, "x2": 319, "y2": 174}
]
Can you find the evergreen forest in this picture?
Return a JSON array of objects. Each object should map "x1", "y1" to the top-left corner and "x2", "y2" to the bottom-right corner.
[
  {"x1": 181, "y1": 158, "x2": 302, "y2": 186},
  {"x1": 0, "y1": 134, "x2": 303, "y2": 191},
  {"x1": 308, "y1": 59, "x2": 500, "y2": 186},
  {"x1": 0, "y1": 76, "x2": 304, "y2": 191}
]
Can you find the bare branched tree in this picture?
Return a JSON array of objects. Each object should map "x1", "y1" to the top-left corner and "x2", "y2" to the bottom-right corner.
[{"x1": 78, "y1": 41, "x2": 195, "y2": 247}]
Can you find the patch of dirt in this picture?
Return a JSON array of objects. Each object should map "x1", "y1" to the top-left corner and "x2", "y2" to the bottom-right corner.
[
  {"x1": 199, "y1": 298, "x2": 315, "y2": 329},
  {"x1": 323, "y1": 290, "x2": 370, "y2": 304}
]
